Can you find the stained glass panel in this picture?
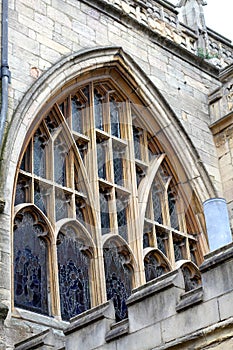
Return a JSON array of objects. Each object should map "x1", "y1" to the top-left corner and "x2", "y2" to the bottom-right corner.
[
  {"x1": 168, "y1": 190, "x2": 179, "y2": 230},
  {"x1": 94, "y1": 89, "x2": 104, "y2": 130},
  {"x1": 99, "y1": 192, "x2": 110, "y2": 234},
  {"x1": 33, "y1": 131, "x2": 46, "y2": 178},
  {"x1": 97, "y1": 142, "x2": 106, "y2": 180},
  {"x1": 34, "y1": 182, "x2": 47, "y2": 215},
  {"x1": 72, "y1": 96, "x2": 84, "y2": 134},
  {"x1": 157, "y1": 235, "x2": 167, "y2": 256},
  {"x1": 54, "y1": 138, "x2": 67, "y2": 186},
  {"x1": 55, "y1": 190, "x2": 69, "y2": 221},
  {"x1": 133, "y1": 126, "x2": 141, "y2": 160},
  {"x1": 104, "y1": 242, "x2": 132, "y2": 321},
  {"x1": 110, "y1": 99, "x2": 121, "y2": 138},
  {"x1": 144, "y1": 253, "x2": 166, "y2": 282},
  {"x1": 173, "y1": 240, "x2": 184, "y2": 261},
  {"x1": 143, "y1": 232, "x2": 150, "y2": 248},
  {"x1": 14, "y1": 211, "x2": 48, "y2": 314},
  {"x1": 152, "y1": 183, "x2": 163, "y2": 224},
  {"x1": 117, "y1": 207, "x2": 127, "y2": 241},
  {"x1": 57, "y1": 227, "x2": 90, "y2": 320},
  {"x1": 15, "y1": 178, "x2": 29, "y2": 205},
  {"x1": 113, "y1": 157, "x2": 123, "y2": 185}
]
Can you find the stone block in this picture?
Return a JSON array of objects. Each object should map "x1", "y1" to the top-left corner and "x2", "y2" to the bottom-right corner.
[
  {"x1": 65, "y1": 301, "x2": 115, "y2": 350},
  {"x1": 218, "y1": 290, "x2": 233, "y2": 321},
  {"x1": 115, "y1": 323, "x2": 162, "y2": 350},
  {"x1": 161, "y1": 298, "x2": 219, "y2": 343},
  {"x1": 127, "y1": 270, "x2": 184, "y2": 333},
  {"x1": 200, "y1": 243, "x2": 233, "y2": 300}
]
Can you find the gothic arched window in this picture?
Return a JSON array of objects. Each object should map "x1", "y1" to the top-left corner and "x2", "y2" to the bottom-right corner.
[{"x1": 13, "y1": 68, "x2": 203, "y2": 321}]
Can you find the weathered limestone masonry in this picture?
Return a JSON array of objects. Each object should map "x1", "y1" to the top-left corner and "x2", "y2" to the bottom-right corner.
[{"x1": 0, "y1": 0, "x2": 233, "y2": 349}]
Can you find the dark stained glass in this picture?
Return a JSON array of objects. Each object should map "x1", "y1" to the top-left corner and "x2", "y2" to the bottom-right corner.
[
  {"x1": 117, "y1": 206, "x2": 127, "y2": 241},
  {"x1": 94, "y1": 89, "x2": 104, "y2": 130},
  {"x1": 72, "y1": 96, "x2": 84, "y2": 134},
  {"x1": 33, "y1": 131, "x2": 47, "y2": 178},
  {"x1": 157, "y1": 235, "x2": 167, "y2": 256},
  {"x1": 168, "y1": 189, "x2": 179, "y2": 230},
  {"x1": 54, "y1": 138, "x2": 67, "y2": 186},
  {"x1": 110, "y1": 99, "x2": 121, "y2": 138},
  {"x1": 76, "y1": 199, "x2": 85, "y2": 225},
  {"x1": 57, "y1": 227, "x2": 91, "y2": 321},
  {"x1": 152, "y1": 183, "x2": 163, "y2": 224},
  {"x1": 144, "y1": 252, "x2": 166, "y2": 282},
  {"x1": 143, "y1": 232, "x2": 150, "y2": 248},
  {"x1": 173, "y1": 240, "x2": 184, "y2": 261},
  {"x1": 14, "y1": 211, "x2": 48, "y2": 315},
  {"x1": 15, "y1": 178, "x2": 29, "y2": 205},
  {"x1": 34, "y1": 182, "x2": 47, "y2": 215},
  {"x1": 133, "y1": 126, "x2": 141, "y2": 160},
  {"x1": 55, "y1": 190, "x2": 69, "y2": 221},
  {"x1": 99, "y1": 192, "x2": 110, "y2": 235},
  {"x1": 190, "y1": 244, "x2": 197, "y2": 264},
  {"x1": 104, "y1": 242, "x2": 132, "y2": 321},
  {"x1": 97, "y1": 142, "x2": 106, "y2": 179},
  {"x1": 113, "y1": 157, "x2": 123, "y2": 186}
]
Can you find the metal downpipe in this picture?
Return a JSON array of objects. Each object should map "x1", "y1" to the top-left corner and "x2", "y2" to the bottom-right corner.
[{"x1": 0, "y1": 0, "x2": 10, "y2": 149}]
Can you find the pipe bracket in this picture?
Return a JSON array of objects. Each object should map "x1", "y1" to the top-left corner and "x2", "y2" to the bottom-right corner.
[{"x1": 0, "y1": 66, "x2": 11, "y2": 83}]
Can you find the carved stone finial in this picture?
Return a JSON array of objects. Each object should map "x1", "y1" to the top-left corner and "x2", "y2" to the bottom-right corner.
[{"x1": 177, "y1": 0, "x2": 207, "y2": 32}]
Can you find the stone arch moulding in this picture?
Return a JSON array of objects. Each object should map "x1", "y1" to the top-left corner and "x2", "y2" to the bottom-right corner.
[{"x1": 5, "y1": 46, "x2": 216, "y2": 217}]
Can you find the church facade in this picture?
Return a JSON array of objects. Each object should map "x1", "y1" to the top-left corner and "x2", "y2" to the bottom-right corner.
[{"x1": 0, "y1": 0, "x2": 233, "y2": 349}]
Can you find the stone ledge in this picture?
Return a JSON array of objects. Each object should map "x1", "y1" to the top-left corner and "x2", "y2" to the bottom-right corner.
[
  {"x1": 127, "y1": 270, "x2": 183, "y2": 306},
  {"x1": 200, "y1": 242, "x2": 233, "y2": 272},
  {"x1": 152, "y1": 317, "x2": 233, "y2": 350},
  {"x1": 15, "y1": 329, "x2": 51, "y2": 350},
  {"x1": 105, "y1": 319, "x2": 129, "y2": 342},
  {"x1": 176, "y1": 286, "x2": 203, "y2": 312},
  {"x1": 64, "y1": 301, "x2": 115, "y2": 335}
]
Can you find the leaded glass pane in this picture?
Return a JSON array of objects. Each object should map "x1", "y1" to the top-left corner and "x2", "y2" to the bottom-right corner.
[
  {"x1": 190, "y1": 244, "x2": 197, "y2": 264},
  {"x1": 113, "y1": 157, "x2": 123, "y2": 186},
  {"x1": 57, "y1": 228, "x2": 91, "y2": 320},
  {"x1": 110, "y1": 99, "x2": 121, "y2": 138},
  {"x1": 15, "y1": 178, "x2": 30, "y2": 206},
  {"x1": 94, "y1": 89, "x2": 104, "y2": 130},
  {"x1": 54, "y1": 138, "x2": 67, "y2": 186},
  {"x1": 14, "y1": 211, "x2": 48, "y2": 315},
  {"x1": 117, "y1": 207, "x2": 127, "y2": 241},
  {"x1": 144, "y1": 253, "x2": 166, "y2": 282},
  {"x1": 152, "y1": 183, "x2": 163, "y2": 224},
  {"x1": 157, "y1": 235, "x2": 166, "y2": 256},
  {"x1": 33, "y1": 131, "x2": 47, "y2": 178},
  {"x1": 136, "y1": 165, "x2": 145, "y2": 187},
  {"x1": 143, "y1": 232, "x2": 150, "y2": 248},
  {"x1": 97, "y1": 142, "x2": 106, "y2": 179},
  {"x1": 34, "y1": 182, "x2": 47, "y2": 215},
  {"x1": 72, "y1": 96, "x2": 84, "y2": 134},
  {"x1": 133, "y1": 126, "x2": 141, "y2": 160},
  {"x1": 45, "y1": 115, "x2": 59, "y2": 135},
  {"x1": 99, "y1": 192, "x2": 110, "y2": 234},
  {"x1": 104, "y1": 242, "x2": 132, "y2": 321},
  {"x1": 55, "y1": 190, "x2": 69, "y2": 221},
  {"x1": 76, "y1": 199, "x2": 85, "y2": 225},
  {"x1": 168, "y1": 190, "x2": 179, "y2": 230},
  {"x1": 173, "y1": 240, "x2": 184, "y2": 261}
]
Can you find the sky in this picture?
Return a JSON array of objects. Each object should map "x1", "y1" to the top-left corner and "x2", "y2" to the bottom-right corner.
[{"x1": 170, "y1": 0, "x2": 233, "y2": 43}]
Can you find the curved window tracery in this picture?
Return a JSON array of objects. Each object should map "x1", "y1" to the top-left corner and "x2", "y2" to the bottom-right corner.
[{"x1": 13, "y1": 70, "x2": 203, "y2": 321}]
